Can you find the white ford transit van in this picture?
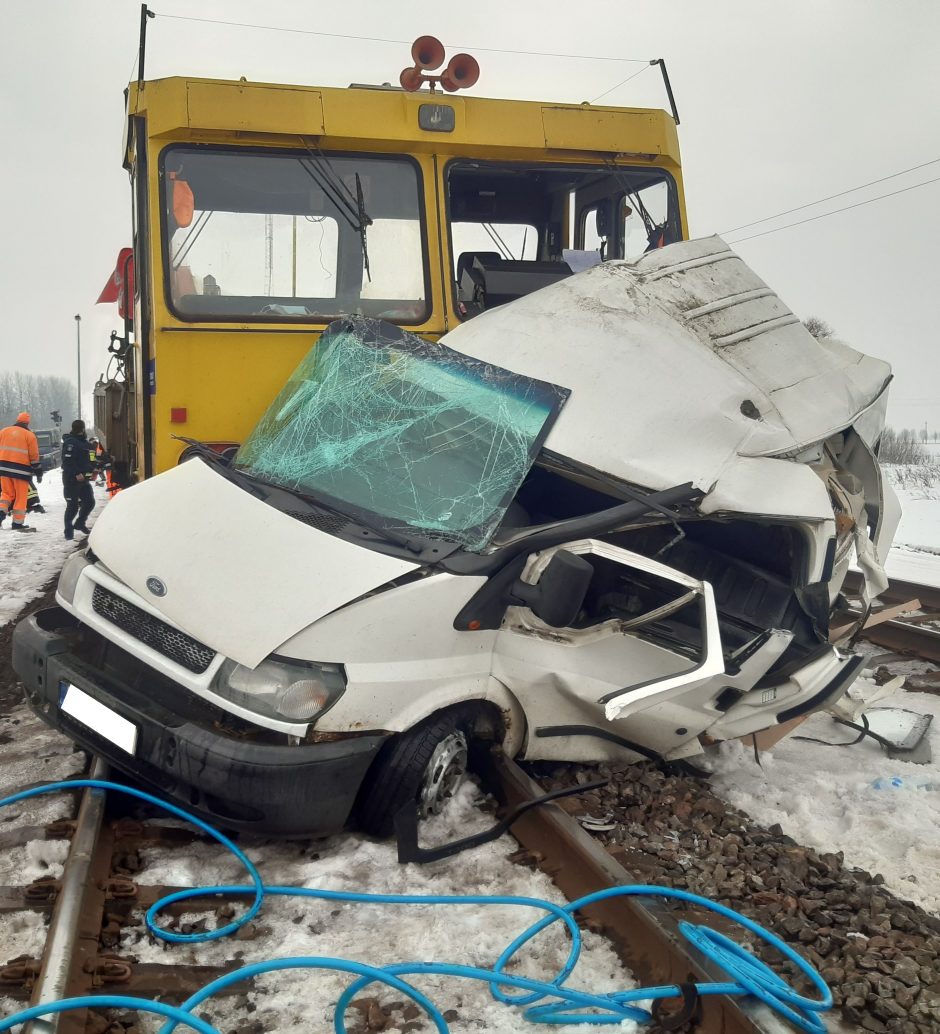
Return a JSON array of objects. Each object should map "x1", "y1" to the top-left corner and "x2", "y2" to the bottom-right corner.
[{"x1": 15, "y1": 238, "x2": 898, "y2": 836}]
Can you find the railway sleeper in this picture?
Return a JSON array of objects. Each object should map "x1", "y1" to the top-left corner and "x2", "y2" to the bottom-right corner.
[
  {"x1": 102, "y1": 961, "x2": 247, "y2": 998},
  {"x1": 0, "y1": 820, "x2": 78, "y2": 853},
  {"x1": 0, "y1": 955, "x2": 42, "y2": 992}
]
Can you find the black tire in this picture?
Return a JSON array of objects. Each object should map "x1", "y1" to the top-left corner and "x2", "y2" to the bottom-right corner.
[{"x1": 355, "y1": 704, "x2": 495, "y2": 838}]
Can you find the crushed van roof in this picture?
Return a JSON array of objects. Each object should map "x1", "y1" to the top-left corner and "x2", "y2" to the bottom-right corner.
[{"x1": 441, "y1": 236, "x2": 891, "y2": 520}]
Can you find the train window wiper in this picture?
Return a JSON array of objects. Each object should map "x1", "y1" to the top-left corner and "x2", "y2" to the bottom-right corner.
[{"x1": 298, "y1": 139, "x2": 373, "y2": 281}]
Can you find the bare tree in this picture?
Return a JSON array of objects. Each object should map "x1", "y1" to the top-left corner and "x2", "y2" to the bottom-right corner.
[
  {"x1": 878, "y1": 426, "x2": 929, "y2": 465},
  {"x1": 0, "y1": 371, "x2": 76, "y2": 428},
  {"x1": 804, "y1": 315, "x2": 835, "y2": 339}
]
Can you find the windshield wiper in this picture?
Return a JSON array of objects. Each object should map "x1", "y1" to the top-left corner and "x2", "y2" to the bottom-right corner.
[
  {"x1": 171, "y1": 210, "x2": 214, "y2": 270},
  {"x1": 175, "y1": 436, "x2": 428, "y2": 553},
  {"x1": 171, "y1": 435, "x2": 229, "y2": 463},
  {"x1": 235, "y1": 467, "x2": 429, "y2": 555},
  {"x1": 171, "y1": 436, "x2": 270, "y2": 501},
  {"x1": 298, "y1": 139, "x2": 373, "y2": 281},
  {"x1": 355, "y1": 172, "x2": 371, "y2": 283}
]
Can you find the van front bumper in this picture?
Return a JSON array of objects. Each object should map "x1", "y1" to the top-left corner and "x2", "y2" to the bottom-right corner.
[{"x1": 12, "y1": 607, "x2": 387, "y2": 837}]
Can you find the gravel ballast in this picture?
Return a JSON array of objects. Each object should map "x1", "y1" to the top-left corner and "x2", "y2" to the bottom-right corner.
[{"x1": 536, "y1": 760, "x2": 940, "y2": 1033}]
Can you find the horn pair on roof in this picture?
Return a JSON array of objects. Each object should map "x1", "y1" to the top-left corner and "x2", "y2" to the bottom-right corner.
[{"x1": 400, "y1": 36, "x2": 480, "y2": 93}]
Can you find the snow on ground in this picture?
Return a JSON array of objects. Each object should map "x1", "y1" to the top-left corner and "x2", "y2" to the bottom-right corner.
[
  {"x1": 884, "y1": 464, "x2": 940, "y2": 587},
  {"x1": 0, "y1": 910, "x2": 47, "y2": 961},
  {"x1": 0, "y1": 473, "x2": 108, "y2": 628},
  {"x1": 121, "y1": 781, "x2": 640, "y2": 1034},
  {"x1": 0, "y1": 705, "x2": 88, "y2": 972},
  {"x1": 707, "y1": 682, "x2": 940, "y2": 914}
]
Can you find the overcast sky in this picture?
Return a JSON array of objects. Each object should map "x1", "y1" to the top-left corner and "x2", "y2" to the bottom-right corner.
[{"x1": 2, "y1": 0, "x2": 938, "y2": 431}]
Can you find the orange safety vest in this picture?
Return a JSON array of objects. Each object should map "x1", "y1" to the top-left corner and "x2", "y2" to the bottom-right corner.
[{"x1": 0, "y1": 423, "x2": 39, "y2": 481}]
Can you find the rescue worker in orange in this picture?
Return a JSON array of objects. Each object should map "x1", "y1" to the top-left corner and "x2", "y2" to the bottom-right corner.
[
  {"x1": 0, "y1": 412, "x2": 43, "y2": 532},
  {"x1": 93, "y1": 439, "x2": 106, "y2": 486}
]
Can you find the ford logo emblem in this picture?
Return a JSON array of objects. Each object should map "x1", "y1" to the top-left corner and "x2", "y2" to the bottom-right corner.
[{"x1": 146, "y1": 576, "x2": 167, "y2": 597}]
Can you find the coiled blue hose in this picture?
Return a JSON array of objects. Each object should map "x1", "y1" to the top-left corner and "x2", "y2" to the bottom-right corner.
[{"x1": 0, "y1": 779, "x2": 832, "y2": 1033}]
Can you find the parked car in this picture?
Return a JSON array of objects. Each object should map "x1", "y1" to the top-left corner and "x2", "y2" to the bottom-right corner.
[
  {"x1": 34, "y1": 427, "x2": 62, "y2": 470},
  {"x1": 13, "y1": 238, "x2": 899, "y2": 837}
]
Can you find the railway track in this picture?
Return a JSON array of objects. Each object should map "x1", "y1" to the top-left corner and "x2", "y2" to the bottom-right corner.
[
  {"x1": 1, "y1": 760, "x2": 240, "y2": 1034},
  {"x1": 0, "y1": 754, "x2": 811, "y2": 1034},
  {"x1": 842, "y1": 571, "x2": 940, "y2": 664}
]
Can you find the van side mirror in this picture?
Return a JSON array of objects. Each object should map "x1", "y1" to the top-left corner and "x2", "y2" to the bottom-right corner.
[
  {"x1": 594, "y1": 201, "x2": 612, "y2": 239},
  {"x1": 512, "y1": 549, "x2": 593, "y2": 628}
]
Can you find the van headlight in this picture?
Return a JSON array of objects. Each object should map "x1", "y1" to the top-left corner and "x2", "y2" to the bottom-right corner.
[
  {"x1": 58, "y1": 551, "x2": 91, "y2": 605},
  {"x1": 214, "y1": 657, "x2": 346, "y2": 723}
]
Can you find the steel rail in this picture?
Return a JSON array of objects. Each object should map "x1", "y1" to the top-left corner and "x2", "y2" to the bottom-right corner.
[
  {"x1": 843, "y1": 571, "x2": 940, "y2": 613},
  {"x1": 479, "y1": 750, "x2": 792, "y2": 1034},
  {"x1": 858, "y1": 619, "x2": 940, "y2": 663},
  {"x1": 25, "y1": 757, "x2": 110, "y2": 1034},
  {"x1": 841, "y1": 572, "x2": 940, "y2": 662}
]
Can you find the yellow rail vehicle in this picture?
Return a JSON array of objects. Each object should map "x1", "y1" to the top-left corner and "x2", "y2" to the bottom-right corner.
[{"x1": 107, "y1": 58, "x2": 686, "y2": 480}]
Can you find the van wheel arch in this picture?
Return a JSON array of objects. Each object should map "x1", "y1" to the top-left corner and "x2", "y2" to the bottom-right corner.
[{"x1": 355, "y1": 701, "x2": 503, "y2": 838}]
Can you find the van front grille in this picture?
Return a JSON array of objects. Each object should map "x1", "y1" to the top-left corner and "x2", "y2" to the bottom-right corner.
[{"x1": 91, "y1": 585, "x2": 215, "y2": 674}]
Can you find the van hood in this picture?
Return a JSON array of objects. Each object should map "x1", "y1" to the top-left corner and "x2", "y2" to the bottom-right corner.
[{"x1": 89, "y1": 459, "x2": 418, "y2": 668}]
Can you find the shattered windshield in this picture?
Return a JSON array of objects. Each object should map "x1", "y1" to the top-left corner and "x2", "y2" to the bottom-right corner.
[{"x1": 235, "y1": 318, "x2": 569, "y2": 550}]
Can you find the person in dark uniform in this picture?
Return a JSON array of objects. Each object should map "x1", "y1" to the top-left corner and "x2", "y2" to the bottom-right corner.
[{"x1": 62, "y1": 419, "x2": 96, "y2": 541}]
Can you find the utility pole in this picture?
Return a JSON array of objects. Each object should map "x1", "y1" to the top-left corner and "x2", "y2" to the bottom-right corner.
[{"x1": 74, "y1": 314, "x2": 82, "y2": 422}]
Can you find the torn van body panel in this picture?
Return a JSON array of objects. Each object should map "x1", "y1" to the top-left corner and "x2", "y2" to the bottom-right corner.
[{"x1": 13, "y1": 235, "x2": 899, "y2": 835}]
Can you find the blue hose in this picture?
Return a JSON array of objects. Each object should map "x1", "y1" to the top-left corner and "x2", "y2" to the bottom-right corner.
[{"x1": 0, "y1": 779, "x2": 832, "y2": 1033}]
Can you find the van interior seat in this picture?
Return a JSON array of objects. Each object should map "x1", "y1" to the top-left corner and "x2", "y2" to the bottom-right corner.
[{"x1": 456, "y1": 251, "x2": 502, "y2": 296}]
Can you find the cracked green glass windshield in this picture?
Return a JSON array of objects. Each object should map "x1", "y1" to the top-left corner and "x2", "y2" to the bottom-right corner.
[{"x1": 235, "y1": 318, "x2": 568, "y2": 550}]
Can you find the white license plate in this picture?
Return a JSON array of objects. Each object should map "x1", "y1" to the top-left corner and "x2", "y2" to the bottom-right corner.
[{"x1": 60, "y1": 682, "x2": 138, "y2": 755}]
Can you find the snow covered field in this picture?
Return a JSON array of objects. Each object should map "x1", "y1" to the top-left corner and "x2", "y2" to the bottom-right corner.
[
  {"x1": 885, "y1": 464, "x2": 940, "y2": 587},
  {"x1": 0, "y1": 473, "x2": 108, "y2": 628}
]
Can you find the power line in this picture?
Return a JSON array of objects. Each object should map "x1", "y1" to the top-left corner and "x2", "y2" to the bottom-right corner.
[
  {"x1": 726, "y1": 175, "x2": 940, "y2": 244},
  {"x1": 722, "y1": 157, "x2": 940, "y2": 235},
  {"x1": 591, "y1": 63, "x2": 654, "y2": 104},
  {"x1": 154, "y1": 12, "x2": 649, "y2": 64}
]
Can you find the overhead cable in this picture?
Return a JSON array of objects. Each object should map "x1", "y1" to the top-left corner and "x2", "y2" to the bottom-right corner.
[
  {"x1": 726, "y1": 176, "x2": 940, "y2": 244},
  {"x1": 154, "y1": 12, "x2": 648, "y2": 63},
  {"x1": 591, "y1": 63, "x2": 654, "y2": 104},
  {"x1": 722, "y1": 157, "x2": 940, "y2": 235}
]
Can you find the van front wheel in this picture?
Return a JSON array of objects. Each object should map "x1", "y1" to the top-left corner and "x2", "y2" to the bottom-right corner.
[{"x1": 356, "y1": 707, "x2": 489, "y2": 838}]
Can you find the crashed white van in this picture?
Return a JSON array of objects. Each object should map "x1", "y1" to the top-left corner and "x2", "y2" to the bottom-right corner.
[{"x1": 15, "y1": 237, "x2": 898, "y2": 836}]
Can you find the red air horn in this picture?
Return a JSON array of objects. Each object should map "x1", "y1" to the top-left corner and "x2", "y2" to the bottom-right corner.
[{"x1": 399, "y1": 36, "x2": 480, "y2": 93}]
